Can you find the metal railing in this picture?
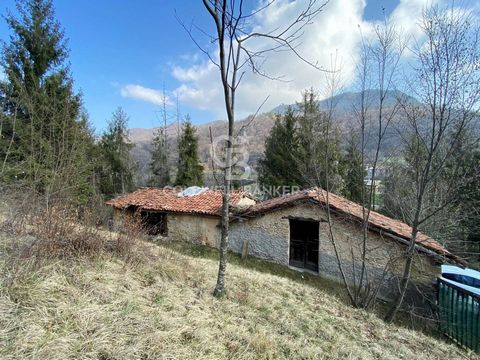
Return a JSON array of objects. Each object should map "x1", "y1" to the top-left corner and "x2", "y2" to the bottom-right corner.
[{"x1": 437, "y1": 278, "x2": 480, "y2": 352}]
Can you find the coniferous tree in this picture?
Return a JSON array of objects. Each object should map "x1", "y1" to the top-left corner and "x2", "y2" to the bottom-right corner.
[
  {"x1": 341, "y1": 133, "x2": 365, "y2": 204},
  {"x1": 296, "y1": 89, "x2": 343, "y2": 192},
  {"x1": 98, "y1": 108, "x2": 136, "y2": 198},
  {"x1": 0, "y1": 0, "x2": 96, "y2": 203},
  {"x1": 149, "y1": 128, "x2": 170, "y2": 187},
  {"x1": 175, "y1": 117, "x2": 203, "y2": 187},
  {"x1": 430, "y1": 126, "x2": 480, "y2": 264},
  {"x1": 454, "y1": 147, "x2": 480, "y2": 264},
  {"x1": 258, "y1": 107, "x2": 303, "y2": 189}
]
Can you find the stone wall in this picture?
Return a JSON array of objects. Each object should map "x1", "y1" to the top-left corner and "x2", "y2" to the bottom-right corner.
[
  {"x1": 113, "y1": 208, "x2": 221, "y2": 247},
  {"x1": 229, "y1": 202, "x2": 440, "y2": 298},
  {"x1": 167, "y1": 213, "x2": 221, "y2": 247},
  {"x1": 112, "y1": 208, "x2": 134, "y2": 231}
]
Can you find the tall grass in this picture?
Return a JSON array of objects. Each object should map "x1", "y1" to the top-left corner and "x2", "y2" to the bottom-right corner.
[
  {"x1": 1, "y1": 239, "x2": 476, "y2": 358},
  {"x1": 0, "y1": 189, "x2": 476, "y2": 359}
]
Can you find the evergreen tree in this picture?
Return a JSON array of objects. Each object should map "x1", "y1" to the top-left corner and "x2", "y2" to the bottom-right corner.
[
  {"x1": 455, "y1": 147, "x2": 480, "y2": 263},
  {"x1": 441, "y1": 126, "x2": 480, "y2": 264},
  {"x1": 149, "y1": 128, "x2": 170, "y2": 187},
  {"x1": 341, "y1": 133, "x2": 365, "y2": 203},
  {"x1": 296, "y1": 89, "x2": 343, "y2": 192},
  {"x1": 258, "y1": 107, "x2": 303, "y2": 189},
  {"x1": 0, "y1": 0, "x2": 96, "y2": 203},
  {"x1": 175, "y1": 118, "x2": 203, "y2": 187},
  {"x1": 98, "y1": 108, "x2": 136, "y2": 198}
]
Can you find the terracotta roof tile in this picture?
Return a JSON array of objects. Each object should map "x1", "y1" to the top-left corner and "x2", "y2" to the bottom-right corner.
[
  {"x1": 107, "y1": 187, "x2": 464, "y2": 265},
  {"x1": 241, "y1": 188, "x2": 465, "y2": 265},
  {"x1": 106, "y1": 187, "x2": 248, "y2": 216}
]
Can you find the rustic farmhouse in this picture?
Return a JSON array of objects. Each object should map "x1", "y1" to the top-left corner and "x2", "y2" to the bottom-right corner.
[
  {"x1": 106, "y1": 187, "x2": 255, "y2": 246},
  {"x1": 107, "y1": 187, "x2": 464, "y2": 302}
]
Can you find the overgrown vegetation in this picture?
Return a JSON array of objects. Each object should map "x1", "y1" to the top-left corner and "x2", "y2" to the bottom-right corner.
[
  {"x1": 0, "y1": 0, "x2": 478, "y2": 352},
  {"x1": 0, "y1": 212, "x2": 476, "y2": 359},
  {"x1": 175, "y1": 117, "x2": 204, "y2": 187},
  {"x1": 0, "y1": 187, "x2": 141, "y2": 263}
]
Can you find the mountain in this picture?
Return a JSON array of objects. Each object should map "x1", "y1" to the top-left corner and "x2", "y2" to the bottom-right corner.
[
  {"x1": 129, "y1": 113, "x2": 277, "y2": 185},
  {"x1": 271, "y1": 89, "x2": 419, "y2": 114},
  {"x1": 129, "y1": 90, "x2": 418, "y2": 185}
]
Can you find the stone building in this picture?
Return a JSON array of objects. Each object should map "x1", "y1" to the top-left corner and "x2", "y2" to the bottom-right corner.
[
  {"x1": 106, "y1": 187, "x2": 255, "y2": 246},
  {"x1": 107, "y1": 187, "x2": 465, "y2": 303},
  {"x1": 230, "y1": 189, "x2": 466, "y2": 306}
]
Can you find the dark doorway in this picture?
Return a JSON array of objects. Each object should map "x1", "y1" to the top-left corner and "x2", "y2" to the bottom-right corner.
[
  {"x1": 140, "y1": 211, "x2": 167, "y2": 236},
  {"x1": 289, "y1": 219, "x2": 319, "y2": 272}
]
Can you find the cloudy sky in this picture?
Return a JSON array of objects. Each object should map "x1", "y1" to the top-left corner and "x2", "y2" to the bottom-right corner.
[{"x1": 0, "y1": 0, "x2": 478, "y2": 131}]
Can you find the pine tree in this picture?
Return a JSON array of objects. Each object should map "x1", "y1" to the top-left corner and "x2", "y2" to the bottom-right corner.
[
  {"x1": 258, "y1": 107, "x2": 303, "y2": 189},
  {"x1": 149, "y1": 128, "x2": 170, "y2": 187},
  {"x1": 440, "y1": 126, "x2": 480, "y2": 264},
  {"x1": 175, "y1": 118, "x2": 203, "y2": 187},
  {"x1": 0, "y1": 0, "x2": 96, "y2": 203},
  {"x1": 341, "y1": 133, "x2": 365, "y2": 204},
  {"x1": 296, "y1": 89, "x2": 343, "y2": 192},
  {"x1": 98, "y1": 108, "x2": 136, "y2": 198}
]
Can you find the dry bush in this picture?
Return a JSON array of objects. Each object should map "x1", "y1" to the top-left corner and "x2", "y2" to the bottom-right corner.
[
  {"x1": 24, "y1": 205, "x2": 105, "y2": 259},
  {"x1": 0, "y1": 187, "x2": 144, "y2": 264},
  {"x1": 106, "y1": 216, "x2": 147, "y2": 263}
]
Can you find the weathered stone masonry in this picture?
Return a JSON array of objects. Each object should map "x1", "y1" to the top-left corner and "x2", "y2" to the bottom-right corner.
[{"x1": 229, "y1": 202, "x2": 439, "y2": 294}]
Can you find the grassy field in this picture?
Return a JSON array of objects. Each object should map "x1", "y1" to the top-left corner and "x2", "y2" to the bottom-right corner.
[{"x1": 0, "y1": 230, "x2": 477, "y2": 359}]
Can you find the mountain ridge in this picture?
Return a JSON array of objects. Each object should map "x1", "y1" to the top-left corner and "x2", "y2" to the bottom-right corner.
[{"x1": 129, "y1": 90, "x2": 418, "y2": 185}]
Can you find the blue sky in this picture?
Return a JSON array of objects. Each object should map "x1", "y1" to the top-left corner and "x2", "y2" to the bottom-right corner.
[{"x1": 0, "y1": 1, "x2": 477, "y2": 132}]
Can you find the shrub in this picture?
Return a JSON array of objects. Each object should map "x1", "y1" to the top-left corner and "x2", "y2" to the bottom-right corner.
[{"x1": 0, "y1": 187, "x2": 143, "y2": 263}]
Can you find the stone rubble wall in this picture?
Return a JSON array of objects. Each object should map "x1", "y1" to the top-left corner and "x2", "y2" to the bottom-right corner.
[{"x1": 229, "y1": 202, "x2": 440, "y2": 294}]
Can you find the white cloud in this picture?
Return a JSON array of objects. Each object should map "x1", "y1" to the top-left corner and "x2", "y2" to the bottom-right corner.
[
  {"x1": 172, "y1": 0, "x2": 371, "y2": 119},
  {"x1": 389, "y1": 0, "x2": 439, "y2": 40},
  {"x1": 147, "y1": 0, "x2": 475, "y2": 120},
  {"x1": 172, "y1": 61, "x2": 217, "y2": 82},
  {"x1": 120, "y1": 84, "x2": 172, "y2": 106}
]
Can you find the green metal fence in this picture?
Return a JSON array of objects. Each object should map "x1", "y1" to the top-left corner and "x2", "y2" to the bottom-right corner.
[{"x1": 437, "y1": 278, "x2": 480, "y2": 352}]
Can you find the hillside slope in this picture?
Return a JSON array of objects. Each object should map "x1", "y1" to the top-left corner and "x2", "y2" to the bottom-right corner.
[
  {"x1": 128, "y1": 91, "x2": 418, "y2": 185},
  {"x1": 0, "y1": 232, "x2": 474, "y2": 359},
  {"x1": 129, "y1": 113, "x2": 276, "y2": 184}
]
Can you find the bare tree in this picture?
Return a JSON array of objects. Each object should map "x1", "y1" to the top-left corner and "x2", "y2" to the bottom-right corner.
[
  {"x1": 308, "y1": 55, "x2": 357, "y2": 304},
  {"x1": 351, "y1": 22, "x2": 405, "y2": 308},
  {"x1": 385, "y1": 5, "x2": 480, "y2": 322},
  {"x1": 193, "y1": 0, "x2": 329, "y2": 296},
  {"x1": 308, "y1": 21, "x2": 405, "y2": 310}
]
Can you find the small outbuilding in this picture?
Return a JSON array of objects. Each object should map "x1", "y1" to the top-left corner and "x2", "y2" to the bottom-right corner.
[
  {"x1": 106, "y1": 187, "x2": 255, "y2": 246},
  {"x1": 230, "y1": 188, "x2": 465, "y2": 305},
  {"x1": 107, "y1": 187, "x2": 465, "y2": 304}
]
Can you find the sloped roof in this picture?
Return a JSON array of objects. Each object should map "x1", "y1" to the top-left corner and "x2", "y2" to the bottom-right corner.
[
  {"x1": 241, "y1": 188, "x2": 465, "y2": 265},
  {"x1": 106, "y1": 187, "x2": 249, "y2": 216}
]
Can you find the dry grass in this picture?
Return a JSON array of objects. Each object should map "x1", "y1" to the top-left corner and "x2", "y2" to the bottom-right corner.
[
  {"x1": 0, "y1": 191, "x2": 140, "y2": 264},
  {"x1": 0, "y1": 231, "x2": 477, "y2": 360}
]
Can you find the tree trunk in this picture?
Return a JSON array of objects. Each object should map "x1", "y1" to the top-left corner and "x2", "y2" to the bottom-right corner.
[
  {"x1": 213, "y1": 145, "x2": 232, "y2": 297},
  {"x1": 385, "y1": 228, "x2": 419, "y2": 322}
]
